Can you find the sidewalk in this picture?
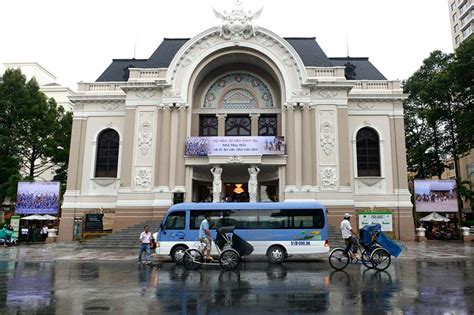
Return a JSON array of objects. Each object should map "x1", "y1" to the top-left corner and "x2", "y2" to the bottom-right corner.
[{"x1": 0, "y1": 241, "x2": 472, "y2": 263}]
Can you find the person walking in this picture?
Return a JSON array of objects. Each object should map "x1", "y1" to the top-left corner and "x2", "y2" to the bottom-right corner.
[
  {"x1": 40, "y1": 224, "x2": 49, "y2": 242},
  {"x1": 340, "y1": 213, "x2": 359, "y2": 260},
  {"x1": 138, "y1": 225, "x2": 153, "y2": 265}
]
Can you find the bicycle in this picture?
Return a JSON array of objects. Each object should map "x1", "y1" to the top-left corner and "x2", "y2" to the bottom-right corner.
[
  {"x1": 328, "y1": 237, "x2": 375, "y2": 271},
  {"x1": 329, "y1": 224, "x2": 396, "y2": 272}
]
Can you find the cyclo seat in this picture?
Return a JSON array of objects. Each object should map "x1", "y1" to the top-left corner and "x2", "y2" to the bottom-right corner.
[{"x1": 217, "y1": 226, "x2": 235, "y2": 234}]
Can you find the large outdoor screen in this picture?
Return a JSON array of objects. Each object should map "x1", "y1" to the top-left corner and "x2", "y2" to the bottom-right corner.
[
  {"x1": 15, "y1": 182, "x2": 60, "y2": 214},
  {"x1": 414, "y1": 180, "x2": 458, "y2": 212}
]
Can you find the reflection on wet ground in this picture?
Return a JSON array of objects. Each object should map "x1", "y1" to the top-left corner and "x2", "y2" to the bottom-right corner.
[{"x1": 0, "y1": 259, "x2": 473, "y2": 314}]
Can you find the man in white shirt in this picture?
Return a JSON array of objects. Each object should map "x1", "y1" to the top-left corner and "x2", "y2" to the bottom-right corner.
[
  {"x1": 41, "y1": 225, "x2": 49, "y2": 242},
  {"x1": 138, "y1": 225, "x2": 152, "y2": 265},
  {"x1": 340, "y1": 213, "x2": 359, "y2": 260},
  {"x1": 199, "y1": 214, "x2": 212, "y2": 262}
]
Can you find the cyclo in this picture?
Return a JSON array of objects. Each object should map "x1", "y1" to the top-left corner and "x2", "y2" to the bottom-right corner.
[
  {"x1": 183, "y1": 226, "x2": 254, "y2": 271},
  {"x1": 329, "y1": 223, "x2": 401, "y2": 271}
]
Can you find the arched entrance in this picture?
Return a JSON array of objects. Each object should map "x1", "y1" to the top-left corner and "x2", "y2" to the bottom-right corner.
[{"x1": 185, "y1": 50, "x2": 285, "y2": 202}]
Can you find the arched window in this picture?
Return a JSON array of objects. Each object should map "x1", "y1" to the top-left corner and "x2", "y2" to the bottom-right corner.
[
  {"x1": 95, "y1": 129, "x2": 119, "y2": 178},
  {"x1": 356, "y1": 127, "x2": 381, "y2": 177}
]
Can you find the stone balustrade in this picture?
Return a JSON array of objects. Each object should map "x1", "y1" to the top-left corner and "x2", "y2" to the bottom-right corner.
[
  {"x1": 77, "y1": 82, "x2": 123, "y2": 92},
  {"x1": 128, "y1": 68, "x2": 162, "y2": 79},
  {"x1": 309, "y1": 67, "x2": 345, "y2": 78},
  {"x1": 352, "y1": 80, "x2": 401, "y2": 90}
]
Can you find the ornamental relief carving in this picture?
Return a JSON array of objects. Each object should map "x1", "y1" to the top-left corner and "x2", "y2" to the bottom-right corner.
[
  {"x1": 318, "y1": 90, "x2": 338, "y2": 98},
  {"x1": 101, "y1": 103, "x2": 120, "y2": 111},
  {"x1": 292, "y1": 89, "x2": 310, "y2": 98},
  {"x1": 357, "y1": 102, "x2": 375, "y2": 109},
  {"x1": 320, "y1": 167, "x2": 338, "y2": 190},
  {"x1": 226, "y1": 155, "x2": 243, "y2": 164},
  {"x1": 134, "y1": 168, "x2": 152, "y2": 191},
  {"x1": 138, "y1": 120, "x2": 153, "y2": 155},
  {"x1": 135, "y1": 91, "x2": 155, "y2": 99},
  {"x1": 320, "y1": 121, "x2": 335, "y2": 155}
]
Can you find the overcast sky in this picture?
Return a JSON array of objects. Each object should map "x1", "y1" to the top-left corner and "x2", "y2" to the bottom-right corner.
[{"x1": 0, "y1": 0, "x2": 453, "y2": 90}]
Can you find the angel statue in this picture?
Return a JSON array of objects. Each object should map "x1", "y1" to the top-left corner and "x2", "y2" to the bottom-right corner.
[{"x1": 213, "y1": 1, "x2": 263, "y2": 40}]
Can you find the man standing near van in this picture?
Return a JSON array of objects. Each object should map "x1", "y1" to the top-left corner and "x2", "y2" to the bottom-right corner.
[
  {"x1": 199, "y1": 214, "x2": 212, "y2": 262},
  {"x1": 138, "y1": 225, "x2": 152, "y2": 265}
]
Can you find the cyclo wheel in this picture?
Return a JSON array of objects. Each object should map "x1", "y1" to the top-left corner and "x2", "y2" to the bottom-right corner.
[
  {"x1": 219, "y1": 249, "x2": 240, "y2": 271},
  {"x1": 183, "y1": 249, "x2": 203, "y2": 270},
  {"x1": 362, "y1": 249, "x2": 374, "y2": 269},
  {"x1": 328, "y1": 248, "x2": 350, "y2": 271},
  {"x1": 371, "y1": 248, "x2": 391, "y2": 271}
]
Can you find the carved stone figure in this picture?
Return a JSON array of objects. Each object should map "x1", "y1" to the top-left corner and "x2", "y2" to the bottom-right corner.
[
  {"x1": 213, "y1": 0, "x2": 262, "y2": 40},
  {"x1": 320, "y1": 121, "x2": 335, "y2": 155},
  {"x1": 320, "y1": 167, "x2": 337, "y2": 190},
  {"x1": 248, "y1": 166, "x2": 260, "y2": 202},
  {"x1": 211, "y1": 166, "x2": 223, "y2": 202}
]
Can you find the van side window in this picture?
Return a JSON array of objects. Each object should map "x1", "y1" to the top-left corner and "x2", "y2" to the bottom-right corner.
[
  {"x1": 163, "y1": 211, "x2": 185, "y2": 229},
  {"x1": 190, "y1": 210, "x2": 222, "y2": 229}
]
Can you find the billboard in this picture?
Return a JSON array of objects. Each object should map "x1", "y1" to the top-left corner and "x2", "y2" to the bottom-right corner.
[
  {"x1": 414, "y1": 180, "x2": 458, "y2": 212},
  {"x1": 15, "y1": 182, "x2": 60, "y2": 214},
  {"x1": 185, "y1": 136, "x2": 285, "y2": 156},
  {"x1": 359, "y1": 212, "x2": 393, "y2": 231}
]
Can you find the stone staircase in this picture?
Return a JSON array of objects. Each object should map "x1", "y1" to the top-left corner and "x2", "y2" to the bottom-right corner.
[
  {"x1": 327, "y1": 225, "x2": 345, "y2": 249},
  {"x1": 81, "y1": 220, "x2": 161, "y2": 249}
]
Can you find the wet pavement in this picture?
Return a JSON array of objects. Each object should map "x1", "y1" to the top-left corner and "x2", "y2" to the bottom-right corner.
[{"x1": 0, "y1": 242, "x2": 473, "y2": 314}]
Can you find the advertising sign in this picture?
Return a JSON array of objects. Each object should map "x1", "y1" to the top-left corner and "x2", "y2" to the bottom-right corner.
[
  {"x1": 15, "y1": 182, "x2": 60, "y2": 214},
  {"x1": 10, "y1": 215, "x2": 21, "y2": 238},
  {"x1": 185, "y1": 136, "x2": 285, "y2": 156},
  {"x1": 414, "y1": 180, "x2": 458, "y2": 212},
  {"x1": 359, "y1": 212, "x2": 393, "y2": 232}
]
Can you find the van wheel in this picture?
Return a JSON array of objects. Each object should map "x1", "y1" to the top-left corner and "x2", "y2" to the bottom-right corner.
[
  {"x1": 267, "y1": 245, "x2": 286, "y2": 264},
  {"x1": 171, "y1": 245, "x2": 187, "y2": 264}
]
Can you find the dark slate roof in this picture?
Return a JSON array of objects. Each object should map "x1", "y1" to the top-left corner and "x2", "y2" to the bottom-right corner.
[
  {"x1": 96, "y1": 37, "x2": 386, "y2": 81},
  {"x1": 329, "y1": 57, "x2": 387, "y2": 80},
  {"x1": 96, "y1": 59, "x2": 148, "y2": 82},
  {"x1": 284, "y1": 37, "x2": 333, "y2": 67}
]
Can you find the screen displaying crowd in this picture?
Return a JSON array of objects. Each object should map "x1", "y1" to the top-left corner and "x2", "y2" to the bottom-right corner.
[{"x1": 15, "y1": 182, "x2": 60, "y2": 214}]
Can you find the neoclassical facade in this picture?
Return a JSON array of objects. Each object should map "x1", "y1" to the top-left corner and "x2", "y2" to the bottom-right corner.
[{"x1": 59, "y1": 5, "x2": 414, "y2": 240}]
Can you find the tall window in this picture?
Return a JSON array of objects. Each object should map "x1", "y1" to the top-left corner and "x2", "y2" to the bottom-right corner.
[
  {"x1": 258, "y1": 115, "x2": 277, "y2": 136},
  {"x1": 356, "y1": 127, "x2": 381, "y2": 177},
  {"x1": 95, "y1": 129, "x2": 119, "y2": 178},
  {"x1": 199, "y1": 115, "x2": 218, "y2": 136},
  {"x1": 225, "y1": 115, "x2": 251, "y2": 136}
]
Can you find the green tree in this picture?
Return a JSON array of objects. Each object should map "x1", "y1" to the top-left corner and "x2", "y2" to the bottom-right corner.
[
  {"x1": 404, "y1": 51, "x2": 451, "y2": 178},
  {"x1": 0, "y1": 68, "x2": 73, "y2": 202}
]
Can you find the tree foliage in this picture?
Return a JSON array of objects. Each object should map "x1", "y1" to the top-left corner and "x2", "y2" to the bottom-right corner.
[
  {"x1": 0, "y1": 68, "x2": 72, "y2": 202},
  {"x1": 404, "y1": 38, "x2": 474, "y2": 179}
]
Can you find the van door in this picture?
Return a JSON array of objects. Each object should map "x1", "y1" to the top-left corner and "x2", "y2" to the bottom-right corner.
[{"x1": 160, "y1": 211, "x2": 187, "y2": 260}]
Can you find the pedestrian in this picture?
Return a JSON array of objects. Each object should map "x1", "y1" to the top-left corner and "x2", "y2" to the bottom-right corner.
[
  {"x1": 40, "y1": 224, "x2": 49, "y2": 242},
  {"x1": 340, "y1": 213, "x2": 359, "y2": 260},
  {"x1": 138, "y1": 225, "x2": 152, "y2": 265}
]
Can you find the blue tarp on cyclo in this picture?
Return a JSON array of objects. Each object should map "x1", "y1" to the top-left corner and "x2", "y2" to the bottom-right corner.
[{"x1": 359, "y1": 223, "x2": 402, "y2": 257}]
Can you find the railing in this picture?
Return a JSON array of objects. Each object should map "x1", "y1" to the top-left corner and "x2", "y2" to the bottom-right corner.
[
  {"x1": 310, "y1": 67, "x2": 345, "y2": 78},
  {"x1": 128, "y1": 68, "x2": 162, "y2": 80},
  {"x1": 77, "y1": 82, "x2": 123, "y2": 92},
  {"x1": 352, "y1": 80, "x2": 401, "y2": 90}
]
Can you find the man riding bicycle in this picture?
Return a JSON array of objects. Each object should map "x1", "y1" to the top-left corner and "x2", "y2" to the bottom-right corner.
[
  {"x1": 340, "y1": 213, "x2": 360, "y2": 260},
  {"x1": 199, "y1": 214, "x2": 212, "y2": 262}
]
